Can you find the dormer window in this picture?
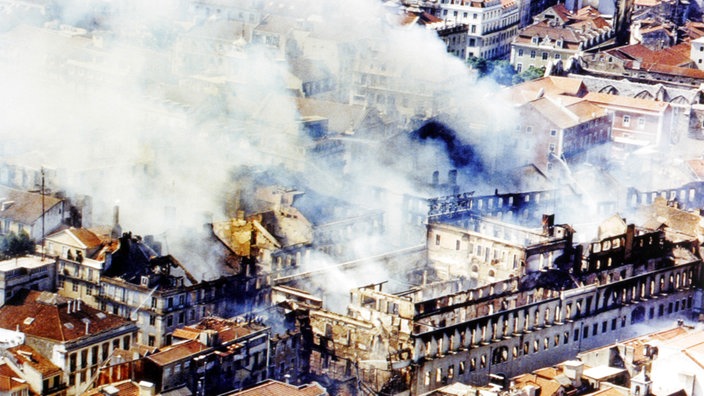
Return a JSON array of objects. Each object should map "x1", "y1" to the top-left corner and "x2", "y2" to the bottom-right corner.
[
  {"x1": 556, "y1": 38, "x2": 564, "y2": 47},
  {"x1": 532, "y1": 36, "x2": 539, "y2": 44}
]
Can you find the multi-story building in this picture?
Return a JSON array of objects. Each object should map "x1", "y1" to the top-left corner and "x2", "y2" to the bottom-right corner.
[
  {"x1": 402, "y1": 7, "x2": 470, "y2": 60},
  {"x1": 510, "y1": 5, "x2": 614, "y2": 72},
  {"x1": 513, "y1": 92, "x2": 611, "y2": 175},
  {"x1": 142, "y1": 316, "x2": 270, "y2": 394},
  {"x1": 0, "y1": 186, "x2": 66, "y2": 241},
  {"x1": 0, "y1": 255, "x2": 56, "y2": 306},
  {"x1": 577, "y1": 323, "x2": 704, "y2": 396},
  {"x1": 0, "y1": 361, "x2": 30, "y2": 396},
  {"x1": 0, "y1": 290, "x2": 138, "y2": 396},
  {"x1": 48, "y1": 227, "x2": 116, "y2": 309},
  {"x1": 95, "y1": 232, "x2": 237, "y2": 348},
  {"x1": 574, "y1": 43, "x2": 704, "y2": 90},
  {"x1": 4, "y1": 344, "x2": 66, "y2": 396},
  {"x1": 572, "y1": 74, "x2": 703, "y2": 141},
  {"x1": 420, "y1": 0, "x2": 521, "y2": 60},
  {"x1": 297, "y1": 194, "x2": 702, "y2": 395},
  {"x1": 584, "y1": 92, "x2": 675, "y2": 151}
]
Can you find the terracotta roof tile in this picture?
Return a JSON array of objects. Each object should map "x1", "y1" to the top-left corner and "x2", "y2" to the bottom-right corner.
[
  {"x1": 146, "y1": 340, "x2": 209, "y2": 366},
  {"x1": 0, "y1": 290, "x2": 135, "y2": 343},
  {"x1": 68, "y1": 228, "x2": 103, "y2": 249},
  {"x1": 584, "y1": 92, "x2": 669, "y2": 112},
  {"x1": 0, "y1": 363, "x2": 26, "y2": 392},
  {"x1": 8, "y1": 344, "x2": 61, "y2": 376},
  {"x1": 229, "y1": 380, "x2": 327, "y2": 396},
  {"x1": 608, "y1": 43, "x2": 692, "y2": 67},
  {"x1": 83, "y1": 380, "x2": 140, "y2": 396}
]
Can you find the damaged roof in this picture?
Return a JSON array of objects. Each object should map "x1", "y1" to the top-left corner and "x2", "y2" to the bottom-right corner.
[{"x1": 8, "y1": 344, "x2": 61, "y2": 376}]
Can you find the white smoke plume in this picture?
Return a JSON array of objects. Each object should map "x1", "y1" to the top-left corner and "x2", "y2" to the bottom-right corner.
[{"x1": 0, "y1": 0, "x2": 525, "y2": 284}]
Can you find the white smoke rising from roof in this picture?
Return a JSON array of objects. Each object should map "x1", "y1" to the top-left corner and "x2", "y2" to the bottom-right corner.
[{"x1": 0, "y1": 0, "x2": 521, "y2": 281}]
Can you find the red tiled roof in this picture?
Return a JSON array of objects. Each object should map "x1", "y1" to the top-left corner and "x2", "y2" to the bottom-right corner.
[
  {"x1": 172, "y1": 328, "x2": 201, "y2": 341},
  {"x1": 0, "y1": 363, "x2": 26, "y2": 392},
  {"x1": 8, "y1": 344, "x2": 61, "y2": 376},
  {"x1": 550, "y1": 4, "x2": 572, "y2": 22},
  {"x1": 0, "y1": 290, "x2": 134, "y2": 343},
  {"x1": 635, "y1": 0, "x2": 660, "y2": 6},
  {"x1": 584, "y1": 92, "x2": 669, "y2": 112},
  {"x1": 608, "y1": 43, "x2": 692, "y2": 67},
  {"x1": 146, "y1": 340, "x2": 209, "y2": 366},
  {"x1": 83, "y1": 380, "x2": 140, "y2": 396},
  {"x1": 189, "y1": 317, "x2": 261, "y2": 343},
  {"x1": 230, "y1": 380, "x2": 327, "y2": 396},
  {"x1": 69, "y1": 228, "x2": 103, "y2": 249},
  {"x1": 503, "y1": 76, "x2": 587, "y2": 104}
]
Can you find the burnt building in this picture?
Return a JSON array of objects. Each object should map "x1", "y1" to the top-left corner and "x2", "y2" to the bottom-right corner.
[
  {"x1": 297, "y1": 192, "x2": 702, "y2": 395},
  {"x1": 142, "y1": 316, "x2": 270, "y2": 395},
  {"x1": 95, "y1": 232, "x2": 238, "y2": 348}
]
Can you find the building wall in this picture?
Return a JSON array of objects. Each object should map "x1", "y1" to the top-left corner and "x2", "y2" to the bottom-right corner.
[
  {"x1": 97, "y1": 278, "x2": 232, "y2": 348},
  {"x1": 692, "y1": 39, "x2": 704, "y2": 70},
  {"x1": 433, "y1": 0, "x2": 520, "y2": 60},
  {"x1": 24, "y1": 327, "x2": 137, "y2": 396},
  {"x1": 409, "y1": 258, "x2": 700, "y2": 393},
  {"x1": 511, "y1": 42, "x2": 573, "y2": 72},
  {"x1": 0, "y1": 259, "x2": 56, "y2": 306},
  {"x1": 608, "y1": 108, "x2": 668, "y2": 148},
  {"x1": 57, "y1": 259, "x2": 102, "y2": 308}
]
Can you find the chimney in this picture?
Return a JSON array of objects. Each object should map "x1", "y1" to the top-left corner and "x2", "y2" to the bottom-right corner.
[
  {"x1": 199, "y1": 329, "x2": 219, "y2": 347},
  {"x1": 624, "y1": 224, "x2": 635, "y2": 261},
  {"x1": 111, "y1": 205, "x2": 122, "y2": 239},
  {"x1": 448, "y1": 169, "x2": 458, "y2": 185},
  {"x1": 625, "y1": 345, "x2": 635, "y2": 364},
  {"x1": 542, "y1": 214, "x2": 555, "y2": 236},
  {"x1": 76, "y1": 299, "x2": 81, "y2": 311},
  {"x1": 138, "y1": 381, "x2": 155, "y2": 396},
  {"x1": 85, "y1": 320, "x2": 90, "y2": 335},
  {"x1": 562, "y1": 360, "x2": 583, "y2": 387},
  {"x1": 67, "y1": 300, "x2": 73, "y2": 314}
]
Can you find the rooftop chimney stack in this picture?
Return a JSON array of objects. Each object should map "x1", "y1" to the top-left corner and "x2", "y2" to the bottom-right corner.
[
  {"x1": 562, "y1": 360, "x2": 583, "y2": 388},
  {"x1": 138, "y1": 381, "x2": 155, "y2": 396},
  {"x1": 111, "y1": 205, "x2": 122, "y2": 238}
]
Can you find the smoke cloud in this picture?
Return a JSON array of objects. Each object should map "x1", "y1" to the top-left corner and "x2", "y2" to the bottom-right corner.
[{"x1": 0, "y1": 0, "x2": 528, "y2": 291}]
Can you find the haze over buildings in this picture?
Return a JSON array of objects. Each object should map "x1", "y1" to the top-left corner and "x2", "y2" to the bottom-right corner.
[{"x1": 0, "y1": 0, "x2": 702, "y2": 395}]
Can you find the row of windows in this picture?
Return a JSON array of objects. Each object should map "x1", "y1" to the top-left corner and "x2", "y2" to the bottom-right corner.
[
  {"x1": 621, "y1": 115, "x2": 647, "y2": 128},
  {"x1": 420, "y1": 269, "x2": 695, "y2": 355},
  {"x1": 422, "y1": 297, "x2": 693, "y2": 388},
  {"x1": 516, "y1": 48, "x2": 562, "y2": 60},
  {"x1": 68, "y1": 336, "x2": 130, "y2": 373}
]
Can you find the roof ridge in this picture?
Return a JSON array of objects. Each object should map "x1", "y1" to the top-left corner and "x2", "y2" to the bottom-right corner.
[{"x1": 56, "y1": 304, "x2": 66, "y2": 342}]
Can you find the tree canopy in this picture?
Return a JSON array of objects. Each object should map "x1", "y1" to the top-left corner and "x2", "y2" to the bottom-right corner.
[
  {"x1": 467, "y1": 56, "x2": 545, "y2": 86},
  {"x1": 0, "y1": 231, "x2": 35, "y2": 259}
]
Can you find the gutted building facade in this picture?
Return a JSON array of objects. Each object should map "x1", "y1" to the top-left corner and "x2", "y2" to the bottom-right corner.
[{"x1": 298, "y1": 194, "x2": 702, "y2": 395}]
